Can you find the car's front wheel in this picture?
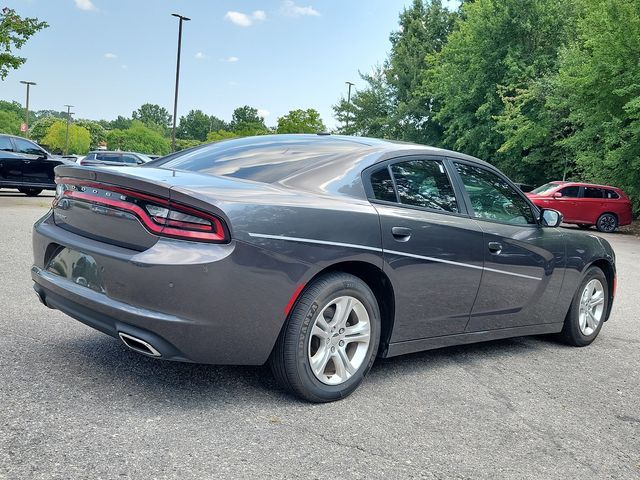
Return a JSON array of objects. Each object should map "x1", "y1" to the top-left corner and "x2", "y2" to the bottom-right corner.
[
  {"x1": 596, "y1": 213, "x2": 618, "y2": 233},
  {"x1": 18, "y1": 188, "x2": 43, "y2": 197},
  {"x1": 561, "y1": 266, "x2": 608, "y2": 347},
  {"x1": 270, "y1": 272, "x2": 380, "y2": 402}
]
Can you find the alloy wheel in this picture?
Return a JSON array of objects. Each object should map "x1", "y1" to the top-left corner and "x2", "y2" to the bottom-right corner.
[
  {"x1": 308, "y1": 296, "x2": 371, "y2": 385},
  {"x1": 578, "y1": 279, "x2": 605, "y2": 336}
]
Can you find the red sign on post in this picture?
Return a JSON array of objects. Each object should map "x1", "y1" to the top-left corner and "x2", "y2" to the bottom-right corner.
[{"x1": 20, "y1": 123, "x2": 28, "y2": 132}]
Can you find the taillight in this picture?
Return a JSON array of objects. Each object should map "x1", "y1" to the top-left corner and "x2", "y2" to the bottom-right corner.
[{"x1": 54, "y1": 179, "x2": 228, "y2": 243}]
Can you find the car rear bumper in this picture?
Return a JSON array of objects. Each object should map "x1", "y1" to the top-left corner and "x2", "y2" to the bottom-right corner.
[{"x1": 31, "y1": 211, "x2": 302, "y2": 365}]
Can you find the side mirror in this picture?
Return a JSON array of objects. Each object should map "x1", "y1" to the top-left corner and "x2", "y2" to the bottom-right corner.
[
  {"x1": 552, "y1": 192, "x2": 563, "y2": 198},
  {"x1": 541, "y1": 209, "x2": 563, "y2": 227}
]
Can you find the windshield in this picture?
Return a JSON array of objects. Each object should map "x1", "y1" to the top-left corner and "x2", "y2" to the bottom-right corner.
[{"x1": 531, "y1": 182, "x2": 561, "y2": 195}]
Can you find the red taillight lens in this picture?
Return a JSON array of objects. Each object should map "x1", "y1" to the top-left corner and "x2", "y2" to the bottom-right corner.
[{"x1": 54, "y1": 179, "x2": 228, "y2": 243}]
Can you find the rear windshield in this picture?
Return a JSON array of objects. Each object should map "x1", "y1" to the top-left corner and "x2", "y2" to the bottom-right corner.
[
  {"x1": 149, "y1": 136, "x2": 365, "y2": 184},
  {"x1": 531, "y1": 182, "x2": 562, "y2": 195}
]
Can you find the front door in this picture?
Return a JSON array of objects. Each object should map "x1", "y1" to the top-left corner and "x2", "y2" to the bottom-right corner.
[
  {"x1": 0, "y1": 136, "x2": 22, "y2": 185},
  {"x1": 13, "y1": 137, "x2": 56, "y2": 187},
  {"x1": 366, "y1": 157, "x2": 484, "y2": 342},
  {"x1": 450, "y1": 161, "x2": 566, "y2": 332}
]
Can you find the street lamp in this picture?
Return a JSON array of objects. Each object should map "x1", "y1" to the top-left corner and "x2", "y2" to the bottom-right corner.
[
  {"x1": 64, "y1": 105, "x2": 74, "y2": 155},
  {"x1": 345, "y1": 81, "x2": 355, "y2": 132},
  {"x1": 171, "y1": 13, "x2": 191, "y2": 152},
  {"x1": 20, "y1": 81, "x2": 36, "y2": 137}
]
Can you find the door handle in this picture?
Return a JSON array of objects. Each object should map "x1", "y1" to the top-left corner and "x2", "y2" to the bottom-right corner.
[
  {"x1": 391, "y1": 226, "x2": 412, "y2": 241},
  {"x1": 488, "y1": 242, "x2": 502, "y2": 254}
]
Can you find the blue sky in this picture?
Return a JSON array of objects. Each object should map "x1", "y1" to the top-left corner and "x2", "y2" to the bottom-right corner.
[{"x1": 3, "y1": 0, "x2": 458, "y2": 129}]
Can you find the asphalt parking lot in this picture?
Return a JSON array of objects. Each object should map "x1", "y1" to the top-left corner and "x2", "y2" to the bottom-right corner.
[{"x1": 1, "y1": 190, "x2": 638, "y2": 480}]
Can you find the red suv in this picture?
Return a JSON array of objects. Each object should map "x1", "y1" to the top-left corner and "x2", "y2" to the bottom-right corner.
[{"x1": 526, "y1": 181, "x2": 633, "y2": 232}]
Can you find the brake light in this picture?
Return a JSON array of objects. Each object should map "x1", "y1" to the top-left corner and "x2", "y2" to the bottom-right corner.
[{"x1": 54, "y1": 179, "x2": 228, "y2": 243}]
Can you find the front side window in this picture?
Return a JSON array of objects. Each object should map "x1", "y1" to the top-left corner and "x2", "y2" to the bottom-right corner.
[
  {"x1": 14, "y1": 138, "x2": 44, "y2": 156},
  {"x1": 121, "y1": 155, "x2": 139, "y2": 164},
  {"x1": 454, "y1": 163, "x2": 535, "y2": 225},
  {"x1": 559, "y1": 186, "x2": 580, "y2": 198},
  {"x1": 583, "y1": 187, "x2": 603, "y2": 199},
  {"x1": 390, "y1": 160, "x2": 458, "y2": 212}
]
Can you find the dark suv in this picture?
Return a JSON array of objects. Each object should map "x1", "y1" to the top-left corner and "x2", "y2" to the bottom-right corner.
[
  {"x1": 0, "y1": 134, "x2": 74, "y2": 196},
  {"x1": 78, "y1": 151, "x2": 152, "y2": 167}
]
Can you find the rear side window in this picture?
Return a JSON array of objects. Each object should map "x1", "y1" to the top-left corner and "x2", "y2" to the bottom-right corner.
[
  {"x1": 390, "y1": 160, "x2": 458, "y2": 212},
  {"x1": 583, "y1": 187, "x2": 603, "y2": 198},
  {"x1": 604, "y1": 189, "x2": 619, "y2": 199},
  {"x1": 14, "y1": 138, "x2": 43, "y2": 156},
  {"x1": 0, "y1": 136, "x2": 13, "y2": 152},
  {"x1": 370, "y1": 167, "x2": 397, "y2": 202},
  {"x1": 96, "y1": 153, "x2": 122, "y2": 162},
  {"x1": 560, "y1": 186, "x2": 580, "y2": 197},
  {"x1": 121, "y1": 155, "x2": 139, "y2": 164}
]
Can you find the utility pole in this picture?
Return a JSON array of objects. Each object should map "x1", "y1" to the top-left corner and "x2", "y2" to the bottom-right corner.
[
  {"x1": 171, "y1": 13, "x2": 191, "y2": 152},
  {"x1": 345, "y1": 81, "x2": 355, "y2": 132},
  {"x1": 20, "y1": 81, "x2": 36, "y2": 138},
  {"x1": 64, "y1": 105, "x2": 74, "y2": 155}
]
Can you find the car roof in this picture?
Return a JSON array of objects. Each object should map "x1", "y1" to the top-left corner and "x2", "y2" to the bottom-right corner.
[
  {"x1": 551, "y1": 181, "x2": 621, "y2": 190},
  {"x1": 88, "y1": 151, "x2": 142, "y2": 155}
]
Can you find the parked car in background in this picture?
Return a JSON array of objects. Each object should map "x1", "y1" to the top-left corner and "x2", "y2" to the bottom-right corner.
[
  {"x1": 0, "y1": 133, "x2": 75, "y2": 196},
  {"x1": 78, "y1": 151, "x2": 153, "y2": 167},
  {"x1": 526, "y1": 181, "x2": 633, "y2": 232},
  {"x1": 514, "y1": 182, "x2": 534, "y2": 193},
  {"x1": 32, "y1": 135, "x2": 617, "y2": 402}
]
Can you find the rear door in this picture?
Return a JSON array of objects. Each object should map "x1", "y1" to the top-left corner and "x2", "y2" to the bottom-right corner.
[
  {"x1": 580, "y1": 186, "x2": 606, "y2": 224},
  {"x1": 365, "y1": 156, "x2": 484, "y2": 342},
  {"x1": 450, "y1": 161, "x2": 566, "y2": 331}
]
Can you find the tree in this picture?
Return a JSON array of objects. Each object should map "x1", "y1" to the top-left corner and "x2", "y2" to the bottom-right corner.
[
  {"x1": 74, "y1": 119, "x2": 107, "y2": 149},
  {"x1": 0, "y1": 100, "x2": 24, "y2": 118},
  {"x1": 177, "y1": 109, "x2": 213, "y2": 141},
  {"x1": 0, "y1": 110, "x2": 21, "y2": 135},
  {"x1": 41, "y1": 120, "x2": 90, "y2": 154},
  {"x1": 0, "y1": 7, "x2": 48, "y2": 79},
  {"x1": 175, "y1": 138, "x2": 202, "y2": 151},
  {"x1": 230, "y1": 106, "x2": 268, "y2": 136},
  {"x1": 427, "y1": 0, "x2": 576, "y2": 181},
  {"x1": 132, "y1": 103, "x2": 172, "y2": 131},
  {"x1": 549, "y1": 0, "x2": 640, "y2": 214},
  {"x1": 276, "y1": 109, "x2": 326, "y2": 134},
  {"x1": 30, "y1": 116, "x2": 58, "y2": 143},
  {"x1": 206, "y1": 130, "x2": 238, "y2": 142},
  {"x1": 106, "y1": 121, "x2": 170, "y2": 155},
  {"x1": 108, "y1": 116, "x2": 132, "y2": 130}
]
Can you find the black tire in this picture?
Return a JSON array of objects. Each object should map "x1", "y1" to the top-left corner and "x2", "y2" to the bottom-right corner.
[
  {"x1": 18, "y1": 188, "x2": 43, "y2": 197},
  {"x1": 560, "y1": 266, "x2": 608, "y2": 347},
  {"x1": 577, "y1": 224, "x2": 591, "y2": 230},
  {"x1": 596, "y1": 213, "x2": 618, "y2": 233},
  {"x1": 269, "y1": 272, "x2": 381, "y2": 402}
]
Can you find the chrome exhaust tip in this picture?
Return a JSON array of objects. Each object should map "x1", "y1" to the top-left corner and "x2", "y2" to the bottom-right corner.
[{"x1": 118, "y1": 332, "x2": 161, "y2": 357}]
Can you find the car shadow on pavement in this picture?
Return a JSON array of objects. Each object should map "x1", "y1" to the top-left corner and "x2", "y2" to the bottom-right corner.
[{"x1": 59, "y1": 331, "x2": 559, "y2": 406}]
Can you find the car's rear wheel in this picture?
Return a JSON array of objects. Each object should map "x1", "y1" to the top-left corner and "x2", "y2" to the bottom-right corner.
[
  {"x1": 560, "y1": 266, "x2": 608, "y2": 347},
  {"x1": 596, "y1": 213, "x2": 618, "y2": 233},
  {"x1": 577, "y1": 224, "x2": 591, "y2": 229},
  {"x1": 18, "y1": 188, "x2": 43, "y2": 197},
  {"x1": 269, "y1": 272, "x2": 380, "y2": 402}
]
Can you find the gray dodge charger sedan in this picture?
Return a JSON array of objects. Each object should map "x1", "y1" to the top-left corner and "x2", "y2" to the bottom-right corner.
[{"x1": 31, "y1": 134, "x2": 616, "y2": 402}]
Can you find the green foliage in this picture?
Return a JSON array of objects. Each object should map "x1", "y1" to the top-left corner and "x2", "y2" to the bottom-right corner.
[
  {"x1": 108, "y1": 116, "x2": 132, "y2": 130},
  {"x1": 276, "y1": 109, "x2": 326, "y2": 134},
  {"x1": 132, "y1": 103, "x2": 172, "y2": 132},
  {"x1": 30, "y1": 116, "x2": 58, "y2": 142},
  {"x1": 0, "y1": 100, "x2": 24, "y2": 118},
  {"x1": 230, "y1": 106, "x2": 268, "y2": 136},
  {"x1": 74, "y1": 119, "x2": 107, "y2": 149},
  {"x1": 0, "y1": 7, "x2": 48, "y2": 79},
  {"x1": 41, "y1": 120, "x2": 90, "y2": 154},
  {"x1": 206, "y1": 130, "x2": 238, "y2": 142},
  {"x1": 175, "y1": 138, "x2": 203, "y2": 151},
  {"x1": 177, "y1": 109, "x2": 217, "y2": 141},
  {"x1": 106, "y1": 120, "x2": 170, "y2": 155},
  {"x1": 0, "y1": 109, "x2": 21, "y2": 135}
]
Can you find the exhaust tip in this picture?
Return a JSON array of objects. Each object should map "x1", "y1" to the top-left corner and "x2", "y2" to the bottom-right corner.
[{"x1": 118, "y1": 332, "x2": 161, "y2": 357}]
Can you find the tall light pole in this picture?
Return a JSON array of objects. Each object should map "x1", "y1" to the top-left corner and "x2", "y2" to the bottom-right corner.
[
  {"x1": 64, "y1": 105, "x2": 74, "y2": 155},
  {"x1": 20, "y1": 81, "x2": 36, "y2": 137},
  {"x1": 171, "y1": 13, "x2": 190, "y2": 152},
  {"x1": 345, "y1": 81, "x2": 355, "y2": 132}
]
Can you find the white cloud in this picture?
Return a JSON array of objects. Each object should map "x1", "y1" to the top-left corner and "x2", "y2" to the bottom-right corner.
[
  {"x1": 226, "y1": 56, "x2": 239, "y2": 63},
  {"x1": 281, "y1": 1, "x2": 320, "y2": 17},
  {"x1": 224, "y1": 10, "x2": 266, "y2": 27},
  {"x1": 257, "y1": 109, "x2": 270, "y2": 118},
  {"x1": 103, "y1": 52, "x2": 117, "y2": 59},
  {"x1": 75, "y1": 0, "x2": 97, "y2": 11},
  {"x1": 195, "y1": 52, "x2": 207, "y2": 60}
]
